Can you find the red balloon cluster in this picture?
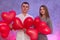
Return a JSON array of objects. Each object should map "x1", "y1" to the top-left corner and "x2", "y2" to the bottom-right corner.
[
  {"x1": 12, "y1": 17, "x2": 23, "y2": 30},
  {"x1": 12, "y1": 17, "x2": 33, "y2": 30},
  {"x1": 34, "y1": 16, "x2": 51, "y2": 35},
  {"x1": 0, "y1": 10, "x2": 16, "y2": 38},
  {"x1": 0, "y1": 22, "x2": 10, "y2": 38},
  {"x1": 1, "y1": 10, "x2": 51, "y2": 40},
  {"x1": 2, "y1": 10, "x2": 16, "y2": 24}
]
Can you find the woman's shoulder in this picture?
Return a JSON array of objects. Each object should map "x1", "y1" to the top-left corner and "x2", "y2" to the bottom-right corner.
[
  {"x1": 47, "y1": 17, "x2": 51, "y2": 21},
  {"x1": 47, "y1": 17, "x2": 52, "y2": 24}
]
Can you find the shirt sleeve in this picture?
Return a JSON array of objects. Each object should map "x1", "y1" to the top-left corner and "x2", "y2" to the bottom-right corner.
[{"x1": 47, "y1": 18, "x2": 53, "y2": 34}]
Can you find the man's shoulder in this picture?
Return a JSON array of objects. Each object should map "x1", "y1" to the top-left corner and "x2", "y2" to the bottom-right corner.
[
  {"x1": 16, "y1": 13, "x2": 22, "y2": 17},
  {"x1": 27, "y1": 14, "x2": 34, "y2": 18}
]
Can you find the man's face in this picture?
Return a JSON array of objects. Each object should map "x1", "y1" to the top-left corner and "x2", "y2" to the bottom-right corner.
[{"x1": 21, "y1": 4, "x2": 29, "y2": 13}]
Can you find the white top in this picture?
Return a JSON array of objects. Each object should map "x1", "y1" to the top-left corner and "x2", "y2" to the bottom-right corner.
[
  {"x1": 16, "y1": 13, "x2": 33, "y2": 40},
  {"x1": 16, "y1": 13, "x2": 33, "y2": 23}
]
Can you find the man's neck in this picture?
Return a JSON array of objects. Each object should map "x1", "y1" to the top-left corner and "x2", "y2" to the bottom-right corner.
[{"x1": 22, "y1": 13, "x2": 27, "y2": 16}]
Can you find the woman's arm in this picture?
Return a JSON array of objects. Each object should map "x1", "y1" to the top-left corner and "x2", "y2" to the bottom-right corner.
[{"x1": 47, "y1": 18, "x2": 53, "y2": 34}]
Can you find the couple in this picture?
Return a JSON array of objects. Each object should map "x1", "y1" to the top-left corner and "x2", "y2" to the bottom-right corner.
[{"x1": 16, "y1": 2, "x2": 52, "y2": 40}]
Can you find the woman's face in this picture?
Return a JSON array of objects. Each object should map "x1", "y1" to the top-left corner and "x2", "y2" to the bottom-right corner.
[{"x1": 40, "y1": 7, "x2": 45, "y2": 15}]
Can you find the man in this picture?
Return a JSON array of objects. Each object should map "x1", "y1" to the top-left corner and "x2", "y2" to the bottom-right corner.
[{"x1": 16, "y1": 2, "x2": 33, "y2": 40}]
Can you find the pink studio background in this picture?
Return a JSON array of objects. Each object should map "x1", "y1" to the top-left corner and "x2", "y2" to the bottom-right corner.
[{"x1": 0, "y1": 0, "x2": 60, "y2": 40}]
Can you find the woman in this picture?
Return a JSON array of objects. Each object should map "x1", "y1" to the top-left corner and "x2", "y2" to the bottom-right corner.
[{"x1": 38, "y1": 5, "x2": 53, "y2": 40}]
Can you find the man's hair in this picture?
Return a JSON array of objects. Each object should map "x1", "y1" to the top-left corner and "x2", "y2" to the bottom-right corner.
[{"x1": 21, "y1": 2, "x2": 29, "y2": 6}]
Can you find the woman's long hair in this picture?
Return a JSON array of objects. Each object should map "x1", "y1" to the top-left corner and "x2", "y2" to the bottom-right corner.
[{"x1": 39, "y1": 5, "x2": 50, "y2": 18}]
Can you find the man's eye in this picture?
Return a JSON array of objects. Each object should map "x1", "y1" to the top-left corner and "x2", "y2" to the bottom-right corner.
[{"x1": 23, "y1": 6, "x2": 25, "y2": 7}]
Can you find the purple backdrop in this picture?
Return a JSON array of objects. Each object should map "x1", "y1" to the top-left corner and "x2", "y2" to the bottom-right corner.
[{"x1": 0, "y1": 0, "x2": 60, "y2": 40}]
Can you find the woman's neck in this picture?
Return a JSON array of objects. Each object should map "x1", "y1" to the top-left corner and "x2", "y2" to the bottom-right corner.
[{"x1": 42, "y1": 15, "x2": 46, "y2": 18}]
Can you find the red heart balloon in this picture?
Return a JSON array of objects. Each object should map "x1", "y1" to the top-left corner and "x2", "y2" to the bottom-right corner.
[
  {"x1": 1, "y1": 32, "x2": 9, "y2": 38},
  {"x1": 23, "y1": 17, "x2": 33, "y2": 29},
  {"x1": 1, "y1": 10, "x2": 16, "y2": 24},
  {"x1": 0, "y1": 21, "x2": 10, "y2": 31},
  {"x1": 0, "y1": 23, "x2": 10, "y2": 38},
  {"x1": 12, "y1": 17, "x2": 23, "y2": 30},
  {"x1": 38, "y1": 22, "x2": 51, "y2": 35},
  {"x1": 0, "y1": 21, "x2": 8, "y2": 26},
  {"x1": 33, "y1": 16, "x2": 41, "y2": 29},
  {"x1": 26, "y1": 28, "x2": 38, "y2": 40}
]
